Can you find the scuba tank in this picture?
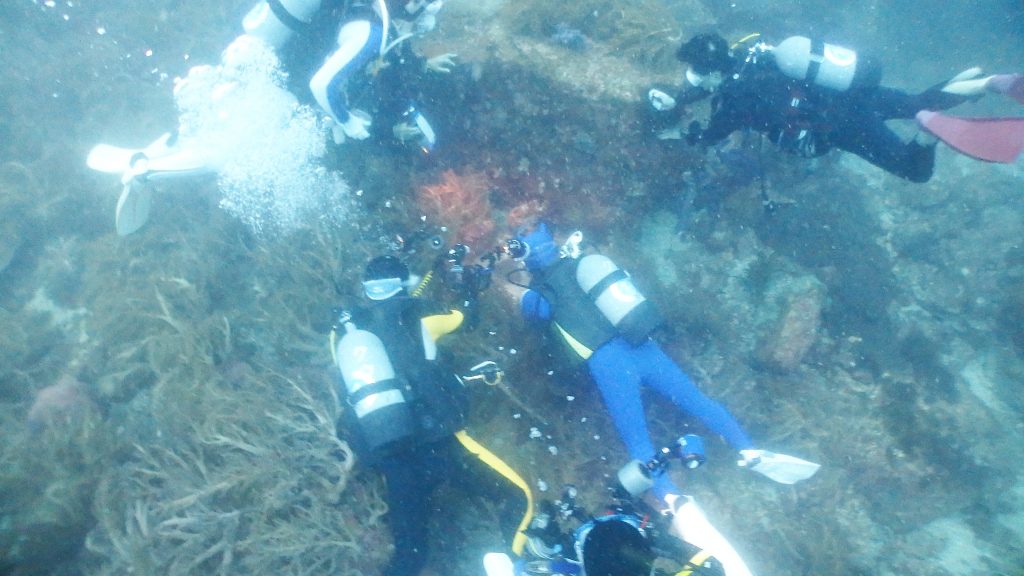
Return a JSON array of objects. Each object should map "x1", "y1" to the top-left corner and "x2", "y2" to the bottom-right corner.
[
  {"x1": 243, "y1": 0, "x2": 323, "y2": 49},
  {"x1": 334, "y1": 321, "x2": 416, "y2": 452},
  {"x1": 771, "y1": 35, "x2": 881, "y2": 92},
  {"x1": 575, "y1": 255, "x2": 661, "y2": 346}
]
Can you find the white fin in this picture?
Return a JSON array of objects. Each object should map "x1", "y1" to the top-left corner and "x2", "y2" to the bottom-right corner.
[
  {"x1": 948, "y1": 66, "x2": 984, "y2": 83},
  {"x1": 115, "y1": 182, "x2": 152, "y2": 236},
  {"x1": 943, "y1": 67, "x2": 994, "y2": 96},
  {"x1": 669, "y1": 496, "x2": 755, "y2": 576},
  {"x1": 740, "y1": 450, "x2": 821, "y2": 484},
  {"x1": 86, "y1": 133, "x2": 175, "y2": 174},
  {"x1": 87, "y1": 144, "x2": 141, "y2": 174}
]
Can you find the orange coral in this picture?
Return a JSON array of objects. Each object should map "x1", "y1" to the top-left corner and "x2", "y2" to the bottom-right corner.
[
  {"x1": 506, "y1": 198, "x2": 547, "y2": 232},
  {"x1": 416, "y1": 169, "x2": 496, "y2": 252}
]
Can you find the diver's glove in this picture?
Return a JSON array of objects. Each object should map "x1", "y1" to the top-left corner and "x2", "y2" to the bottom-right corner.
[
  {"x1": 425, "y1": 53, "x2": 457, "y2": 74},
  {"x1": 338, "y1": 110, "x2": 372, "y2": 142},
  {"x1": 648, "y1": 88, "x2": 677, "y2": 112},
  {"x1": 393, "y1": 121, "x2": 423, "y2": 143}
]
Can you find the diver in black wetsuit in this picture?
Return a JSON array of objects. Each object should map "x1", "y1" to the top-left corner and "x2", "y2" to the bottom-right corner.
[
  {"x1": 331, "y1": 256, "x2": 532, "y2": 575},
  {"x1": 647, "y1": 33, "x2": 976, "y2": 183}
]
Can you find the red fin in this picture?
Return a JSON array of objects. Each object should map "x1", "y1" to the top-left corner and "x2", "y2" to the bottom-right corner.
[{"x1": 917, "y1": 110, "x2": 1024, "y2": 163}]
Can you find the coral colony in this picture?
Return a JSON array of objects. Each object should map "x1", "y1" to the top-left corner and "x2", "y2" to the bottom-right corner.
[{"x1": 416, "y1": 169, "x2": 497, "y2": 253}]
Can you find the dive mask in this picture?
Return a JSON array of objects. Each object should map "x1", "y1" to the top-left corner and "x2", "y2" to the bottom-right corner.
[
  {"x1": 686, "y1": 67, "x2": 724, "y2": 91},
  {"x1": 362, "y1": 277, "x2": 404, "y2": 300}
]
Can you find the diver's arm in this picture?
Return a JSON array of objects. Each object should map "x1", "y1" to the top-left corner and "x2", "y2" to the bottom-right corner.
[
  {"x1": 520, "y1": 290, "x2": 552, "y2": 323},
  {"x1": 420, "y1": 301, "x2": 465, "y2": 342},
  {"x1": 675, "y1": 84, "x2": 712, "y2": 108},
  {"x1": 688, "y1": 105, "x2": 740, "y2": 146},
  {"x1": 647, "y1": 85, "x2": 711, "y2": 136}
]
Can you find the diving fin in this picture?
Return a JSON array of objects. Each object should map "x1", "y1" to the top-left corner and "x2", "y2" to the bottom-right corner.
[
  {"x1": 138, "y1": 147, "x2": 211, "y2": 181},
  {"x1": 88, "y1": 132, "x2": 211, "y2": 183},
  {"x1": 940, "y1": 67, "x2": 989, "y2": 96},
  {"x1": 986, "y1": 74, "x2": 1024, "y2": 105},
  {"x1": 916, "y1": 110, "x2": 1024, "y2": 163},
  {"x1": 115, "y1": 181, "x2": 152, "y2": 236},
  {"x1": 86, "y1": 133, "x2": 175, "y2": 174},
  {"x1": 942, "y1": 72, "x2": 1024, "y2": 105},
  {"x1": 668, "y1": 495, "x2": 754, "y2": 576},
  {"x1": 739, "y1": 450, "x2": 821, "y2": 484}
]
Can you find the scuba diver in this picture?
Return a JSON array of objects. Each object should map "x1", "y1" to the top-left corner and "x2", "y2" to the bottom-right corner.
[
  {"x1": 330, "y1": 254, "x2": 532, "y2": 575},
  {"x1": 503, "y1": 222, "x2": 820, "y2": 505},
  {"x1": 646, "y1": 33, "x2": 1024, "y2": 183},
  {"x1": 295, "y1": 0, "x2": 453, "y2": 147},
  {"x1": 87, "y1": 0, "x2": 454, "y2": 235},
  {"x1": 484, "y1": 435, "x2": 754, "y2": 576}
]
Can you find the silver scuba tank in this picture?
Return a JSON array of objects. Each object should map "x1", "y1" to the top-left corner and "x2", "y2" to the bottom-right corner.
[
  {"x1": 771, "y1": 35, "x2": 880, "y2": 92},
  {"x1": 243, "y1": 0, "x2": 323, "y2": 49},
  {"x1": 335, "y1": 321, "x2": 415, "y2": 451},
  {"x1": 575, "y1": 255, "x2": 662, "y2": 346}
]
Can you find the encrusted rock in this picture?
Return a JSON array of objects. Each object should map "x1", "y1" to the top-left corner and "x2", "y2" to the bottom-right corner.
[{"x1": 757, "y1": 275, "x2": 826, "y2": 371}]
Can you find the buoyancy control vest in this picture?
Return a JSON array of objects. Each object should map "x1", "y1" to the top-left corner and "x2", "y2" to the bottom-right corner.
[
  {"x1": 533, "y1": 255, "x2": 662, "y2": 360},
  {"x1": 532, "y1": 258, "x2": 617, "y2": 361},
  {"x1": 334, "y1": 297, "x2": 467, "y2": 455}
]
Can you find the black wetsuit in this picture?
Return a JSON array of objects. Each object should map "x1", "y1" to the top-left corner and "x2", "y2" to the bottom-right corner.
[
  {"x1": 338, "y1": 297, "x2": 526, "y2": 575},
  {"x1": 669, "y1": 53, "x2": 967, "y2": 182}
]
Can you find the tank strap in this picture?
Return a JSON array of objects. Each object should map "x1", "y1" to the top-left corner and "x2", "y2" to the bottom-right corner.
[
  {"x1": 267, "y1": 0, "x2": 312, "y2": 32},
  {"x1": 585, "y1": 268, "x2": 629, "y2": 300},
  {"x1": 454, "y1": 430, "x2": 534, "y2": 556},
  {"x1": 806, "y1": 38, "x2": 826, "y2": 84},
  {"x1": 346, "y1": 379, "x2": 400, "y2": 406}
]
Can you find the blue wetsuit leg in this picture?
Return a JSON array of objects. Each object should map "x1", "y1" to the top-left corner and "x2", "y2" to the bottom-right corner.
[
  {"x1": 587, "y1": 337, "x2": 683, "y2": 498},
  {"x1": 633, "y1": 340, "x2": 753, "y2": 450}
]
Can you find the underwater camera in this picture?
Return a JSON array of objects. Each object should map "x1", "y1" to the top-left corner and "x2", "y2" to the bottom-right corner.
[{"x1": 616, "y1": 434, "x2": 706, "y2": 498}]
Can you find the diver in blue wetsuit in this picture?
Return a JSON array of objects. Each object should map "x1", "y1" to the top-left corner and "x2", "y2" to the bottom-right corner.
[{"x1": 507, "y1": 223, "x2": 819, "y2": 505}]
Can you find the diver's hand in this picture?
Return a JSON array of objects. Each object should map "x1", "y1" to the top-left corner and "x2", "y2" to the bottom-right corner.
[
  {"x1": 648, "y1": 88, "x2": 677, "y2": 111},
  {"x1": 341, "y1": 111, "x2": 372, "y2": 141},
  {"x1": 425, "y1": 53, "x2": 457, "y2": 74},
  {"x1": 393, "y1": 121, "x2": 423, "y2": 142}
]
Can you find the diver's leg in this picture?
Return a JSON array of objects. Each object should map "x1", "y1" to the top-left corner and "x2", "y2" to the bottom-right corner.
[
  {"x1": 588, "y1": 339, "x2": 659, "y2": 462},
  {"x1": 587, "y1": 339, "x2": 686, "y2": 500},
  {"x1": 308, "y1": 18, "x2": 381, "y2": 122},
  {"x1": 375, "y1": 445, "x2": 447, "y2": 575},
  {"x1": 866, "y1": 86, "x2": 971, "y2": 119},
  {"x1": 635, "y1": 340, "x2": 753, "y2": 450},
  {"x1": 831, "y1": 114, "x2": 936, "y2": 182}
]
